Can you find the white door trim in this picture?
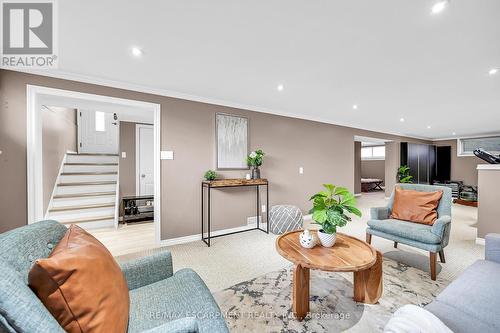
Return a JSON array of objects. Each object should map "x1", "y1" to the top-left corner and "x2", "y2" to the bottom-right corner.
[
  {"x1": 26, "y1": 85, "x2": 163, "y2": 246},
  {"x1": 135, "y1": 123, "x2": 154, "y2": 196}
]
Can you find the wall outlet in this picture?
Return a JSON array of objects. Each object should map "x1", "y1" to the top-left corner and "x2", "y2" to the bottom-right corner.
[
  {"x1": 121, "y1": 151, "x2": 127, "y2": 158},
  {"x1": 299, "y1": 167, "x2": 304, "y2": 174},
  {"x1": 247, "y1": 216, "x2": 262, "y2": 226}
]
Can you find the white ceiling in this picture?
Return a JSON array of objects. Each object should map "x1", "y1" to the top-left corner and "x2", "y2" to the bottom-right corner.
[{"x1": 27, "y1": 0, "x2": 500, "y2": 139}]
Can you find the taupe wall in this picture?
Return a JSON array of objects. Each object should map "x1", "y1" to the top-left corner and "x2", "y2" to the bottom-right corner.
[
  {"x1": 477, "y1": 168, "x2": 500, "y2": 237},
  {"x1": 42, "y1": 107, "x2": 77, "y2": 212},
  {"x1": 434, "y1": 139, "x2": 482, "y2": 186},
  {"x1": 119, "y1": 121, "x2": 137, "y2": 197},
  {"x1": 361, "y1": 159, "x2": 385, "y2": 185},
  {"x1": 0, "y1": 69, "x2": 428, "y2": 236},
  {"x1": 384, "y1": 141, "x2": 401, "y2": 197}
]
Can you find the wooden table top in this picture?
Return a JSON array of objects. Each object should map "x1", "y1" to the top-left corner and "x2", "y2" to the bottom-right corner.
[
  {"x1": 276, "y1": 230, "x2": 377, "y2": 272},
  {"x1": 202, "y1": 178, "x2": 268, "y2": 187}
]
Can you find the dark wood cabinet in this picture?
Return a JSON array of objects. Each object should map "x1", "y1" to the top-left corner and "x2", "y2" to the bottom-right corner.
[{"x1": 401, "y1": 143, "x2": 438, "y2": 184}]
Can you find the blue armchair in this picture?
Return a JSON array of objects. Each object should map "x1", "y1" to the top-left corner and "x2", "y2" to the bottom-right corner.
[
  {"x1": 366, "y1": 184, "x2": 452, "y2": 280},
  {"x1": 0, "y1": 220, "x2": 229, "y2": 333}
]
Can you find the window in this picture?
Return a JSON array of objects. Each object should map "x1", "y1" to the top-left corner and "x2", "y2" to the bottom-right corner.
[
  {"x1": 361, "y1": 146, "x2": 385, "y2": 160},
  {"x1": 458, "y1": 136, "x2": 500, "y2": 156},
  {"x1": 95, "y1": 111, "x2": 105, "y2": 132}
]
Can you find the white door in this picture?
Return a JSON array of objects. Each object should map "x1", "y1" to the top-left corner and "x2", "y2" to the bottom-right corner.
[
  {"x1": 78, "y1": 110, "x2": 119, "y2": 154},
  {"x1": 136, "y1": 124, "x2": 154, "y2": 195}
]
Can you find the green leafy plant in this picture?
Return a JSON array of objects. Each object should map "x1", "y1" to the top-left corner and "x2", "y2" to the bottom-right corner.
[
  {"x1": 247, "y1": 149, "x2": 265, "y2": 167},
  {"x1": 397, "y1": 165, "x2": 413, "y2": 183},
  {"x1": 309, "y1": 184, "x2": 362, "y2": 234},
  {"x1": 204, "y1": 170, "x2": 217, "y2": 181}
]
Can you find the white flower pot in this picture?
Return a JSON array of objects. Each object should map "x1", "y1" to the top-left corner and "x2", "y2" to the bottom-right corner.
[{"x1": 317, "y1": 230, "x2": 337, "y2": 247}]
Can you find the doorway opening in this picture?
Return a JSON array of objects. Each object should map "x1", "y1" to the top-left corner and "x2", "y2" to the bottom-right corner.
[
  {"x1": 27, "y1": 85, "x2": 161, "y2": 255},
  {"x1": 354, "y1": 136, "x2": 391, "y2": 195}
]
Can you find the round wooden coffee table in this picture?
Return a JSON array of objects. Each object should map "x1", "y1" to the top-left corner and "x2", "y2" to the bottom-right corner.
[{"x1": 276, "y1": 230, "x2": 383, "y2": 320}]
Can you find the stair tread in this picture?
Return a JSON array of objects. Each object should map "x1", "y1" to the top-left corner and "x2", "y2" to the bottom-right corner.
[
  {"x1": 67, "y1": 152, "x2": 119, "y2": 156},
  {"x1": 54, "y1": 192, "x2": 116, "y2": 199},
  {"x1": 58, "y1": 215, "x2": 115, "y2": 224},
  {"x1": 65, "y1": 163, "x2": 118, "y2": 166},
  {"x1": 58, "y1": 181, "x2": 117, "y2": 186},
  {"x1": 49, "y1": 203, "x2": 115, "y2": 212},
  {"x1": 61, "y1": 172, "x2": 118, "y2": 175}
]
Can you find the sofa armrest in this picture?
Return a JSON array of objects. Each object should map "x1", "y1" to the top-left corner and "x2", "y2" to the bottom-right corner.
[
  {"x1": 485, "y1": 234, "x2": 500, "y2": 264},
  {"x1": 119, "y1": 250, "x2": 173, "y2": 290},
  {"x1": 370, "y1": 207, "x2": 390, "y2": 220},
  {"x1": 141, "y1": 317, "x2": 198, "y2": 333},
  {"x1": 430, "y1": 216, "x2": 451, "y2": 238}
]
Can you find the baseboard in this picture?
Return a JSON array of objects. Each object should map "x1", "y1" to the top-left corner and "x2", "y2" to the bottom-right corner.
[
  {"x1": 476, "y1": 237, "x2": 485, "y2": 245},
  {"x1": 159, "y1": 224, "x2": 268, "y2": 247},
  {"x1": 354, "y1": 193, "x2": 362, "y2": 197},
  {"x1": 159, "y1": 234, "x2": 200, "y2": 247}
]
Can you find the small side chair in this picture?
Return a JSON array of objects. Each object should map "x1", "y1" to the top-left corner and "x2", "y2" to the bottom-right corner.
[{"x1": 366, "y1": 183, "x2": 452, "y2": 280}]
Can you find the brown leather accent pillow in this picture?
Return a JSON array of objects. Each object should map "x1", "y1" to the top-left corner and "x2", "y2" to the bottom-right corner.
[
  {"x1": 390, "y1": 187, "x2": 443, "y2": 225},
  {"x1": 28, "y1": 225, "x2": 129, "y2": 333}
]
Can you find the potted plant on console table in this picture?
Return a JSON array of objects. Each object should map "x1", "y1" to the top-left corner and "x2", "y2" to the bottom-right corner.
[
  {"x1": 247, "y1": 149, "x2": 265, "y2": 179},
  {"x1": 309, "y1": 184, "x2": 362, "y2": 247}
]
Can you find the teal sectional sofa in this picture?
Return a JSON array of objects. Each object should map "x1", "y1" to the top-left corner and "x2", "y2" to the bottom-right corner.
[{"x1": 0, "y1": 220, "x2": 229, "y2": 333}]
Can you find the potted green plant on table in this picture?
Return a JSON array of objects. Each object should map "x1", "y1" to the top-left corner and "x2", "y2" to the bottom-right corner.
[
  {"x1": 204, "y1": 170, "x2": 217, "y2": 181},
  {"x1": 309, "y1": 184, "x2": 362, "y2": 247},
  {"x1": 247, "y1": 149, "x2": 265, "y2": 179},
  {"x1": 397, "y1": 165, "x2": 413, "y2": 183}
]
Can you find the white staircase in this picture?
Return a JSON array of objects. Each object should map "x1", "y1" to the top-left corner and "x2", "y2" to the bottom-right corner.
[{"x1": 46, "y1": 153, "x2": 119, "y2": 229}]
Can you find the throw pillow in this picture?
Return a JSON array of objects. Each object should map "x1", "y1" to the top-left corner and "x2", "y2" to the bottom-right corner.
[
  {"x1": 390, "y1": 187, "x2": 443, "y2": 225},
  {"x1": 28, "y1": 225, "x2": 129, "y2": 333}
]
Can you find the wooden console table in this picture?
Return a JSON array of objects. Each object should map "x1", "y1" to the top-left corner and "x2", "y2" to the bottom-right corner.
[{"x1": 201, "y1": 178, "x2": 269, "y2": 247}]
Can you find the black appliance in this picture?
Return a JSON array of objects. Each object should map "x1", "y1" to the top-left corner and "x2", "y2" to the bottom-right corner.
[{"x1": 473, "y1": 148, "x2": 500, "y2": 164}]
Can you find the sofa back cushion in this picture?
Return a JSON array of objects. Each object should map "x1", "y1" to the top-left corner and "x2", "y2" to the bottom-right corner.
[
  {"x1": 0, "y1": 220, "x2": 67, "y2": 283},
  {"x1": 28, "y1": 225, "x2": 129, "y2": 333},
  {"x1": 390, "y1": 186, "x2": 443, "y2": 225},
  {"x1": 0, "y1": 258, "x2": 65, "y2": 333}
]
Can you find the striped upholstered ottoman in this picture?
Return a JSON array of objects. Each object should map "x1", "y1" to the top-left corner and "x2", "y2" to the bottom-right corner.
[{"x1": 269, "y1": 205, "x2": 303, "y2": 235}]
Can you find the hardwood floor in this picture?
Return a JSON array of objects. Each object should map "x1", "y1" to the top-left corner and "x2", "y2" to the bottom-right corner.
[{"x1": 89, "y1": 221, "x2": 155, "y2": 257}]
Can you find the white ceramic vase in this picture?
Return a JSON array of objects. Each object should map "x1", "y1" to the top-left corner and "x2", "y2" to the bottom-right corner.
[
  {"x1": 317, "y1": 230, "x2": 337, "y2": 247},
  {"x1": 299, "y1": 229, "x2": 317, "y2": 249}
]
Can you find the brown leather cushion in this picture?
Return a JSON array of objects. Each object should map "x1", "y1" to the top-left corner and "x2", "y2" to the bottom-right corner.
[
  {"x1": 28, "y1": 225, "x2": 129, "y2": 333},
  {"x1": 390, "y1": 187, "x2": 443, "y2": 225}
]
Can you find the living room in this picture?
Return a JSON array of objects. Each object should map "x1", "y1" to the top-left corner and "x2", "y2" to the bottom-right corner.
[{"x1": 1, "y1": 1, "x2": 500, "y2": 333}]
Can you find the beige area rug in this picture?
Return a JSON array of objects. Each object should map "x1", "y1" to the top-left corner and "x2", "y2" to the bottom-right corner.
[{"x1": 213, "y1": 258, "x2": 449, "y2": 333}]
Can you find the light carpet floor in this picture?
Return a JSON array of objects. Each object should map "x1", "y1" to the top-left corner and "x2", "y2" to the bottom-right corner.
[
  {"x1": 213, "y1": 258, "x2": 449, "y2": 332},
  {"x1": 117, "y1": 191, "x2": 483, "y2": 291}
]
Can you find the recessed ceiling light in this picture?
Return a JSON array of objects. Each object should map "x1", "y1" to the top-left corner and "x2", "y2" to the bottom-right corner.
[
  {"x1": 431, "y1": 1, "x2": 449, "y2": 15},
  {"x1": 400, "y1": 118, "x2": 405, "y2": 122},
  {"x1": 489, "y1": 68, "x2": 498, "y2": 76},
  {"x1": 131, "y1": 47, "x2": 143, "y2": 57},
  {"x1": 427, "y1": 125, "x2": 432, "y2": 129},
  {"x1": 452, "y1": 132, "x2": 456, "y2": 136},
  {"x1": 277, "y1": 84, "x2": 284, "y2": 91},
  {"x1": 352, "y1": 104, "x2": 358, "y2": 110}
]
